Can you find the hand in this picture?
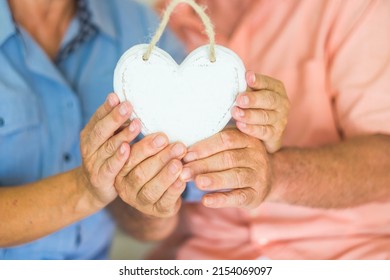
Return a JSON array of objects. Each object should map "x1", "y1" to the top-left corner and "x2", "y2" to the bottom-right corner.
[
  {"x1": 114, "y1": 133, "x2": 187, "y2": 218},
  {"x1": 79, "y1": 93, "x2": 140, "y2": 207},
  {"x1": 180, "y1": 129, "x2": 271, "y2": 209},
  {"x1": 232, "y1": 71, "x2": 290, "y2": 153}
]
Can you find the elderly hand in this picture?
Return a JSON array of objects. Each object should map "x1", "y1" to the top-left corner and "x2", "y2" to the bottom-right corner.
[
  {"x1": 114, "y1": 133, "x2": 187, "y2": 218},
  {"x1": 180, "y1": 129, "x2": 271, "y2": 209},
  {"x1": 232, "y1": 71, "x2": 290, "y2": 153},
  {"x1": 79, "y1": 93, "x2": 140, "y2": 207}
]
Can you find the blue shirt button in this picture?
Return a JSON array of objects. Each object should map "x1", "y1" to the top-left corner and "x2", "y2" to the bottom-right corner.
[
  {"x1": 0, "y1": 117, "x2": 4, "y2": 127},
  {"x1": 63, "y1": 153, "x2": 71, "y2": 162}
]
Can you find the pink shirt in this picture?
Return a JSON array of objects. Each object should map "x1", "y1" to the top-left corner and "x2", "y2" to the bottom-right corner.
[{"x1": 151, "y1": 0, "x2": 390, "y2": 259}]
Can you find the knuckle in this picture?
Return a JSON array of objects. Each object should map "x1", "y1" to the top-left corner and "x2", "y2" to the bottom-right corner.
[
  {"x1": 104, "y1": 140, "x2": 117, "y2": 155},
  {"x1": 154, "y1": 201, "x2": 175, "y2": 218},
  {"x1": 198, "y1": 159, "x2": 210, "y2": 174},
  {"x1": 265, "y1": 92, "x2": 277, "y2": 108},
  {"x1": 236, "y1": 189, "x2": 250, "y2": 207},
  {"x1": 132, "y1": 165, "x2": 147, "y2": 185},
  {"x1": 156, "y1": 152, "x2": 167, "y2": 167},
  {"x1": 219, "y1": 130, "x2": 235, "y2": 148},
  {"x1": 222, "y1": 151, "x2": 236, "y2": 169},
  {"x1": 260, "y1": 110, "x2": 270, "y2": 124},
  {"x1": 105, "y1": 159, "x2": 117, "y2": 175},
  {"x1": 95, "y1": 106, "x2": 107, "y2": 121},
  {"x1": 235, "y1": 169, "x2": 246, "y2": 187},
  {"x1": 137, "y1": 187, "x2": 157, "y2": 205},
  {"x1": 258, "y1": 126, "x2": 272, "y2": 140},
  {"x1": 116, "y1": 178, "x2": 136, "y2": 205},
  {"x1": 93, "y1": 123, "x2": 106, "y2": 142}
]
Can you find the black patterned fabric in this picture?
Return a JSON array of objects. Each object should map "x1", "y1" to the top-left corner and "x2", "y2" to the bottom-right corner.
[{"x1": 56, "y1": 0, "x2": 97, "y2": 63}]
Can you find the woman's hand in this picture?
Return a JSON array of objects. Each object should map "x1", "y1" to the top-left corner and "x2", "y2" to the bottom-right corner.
[
  {"x1": 79, "y1": 93, "x2": 141, "y2": 207},
  {"x1": 114, "y1": 133, "x2": 187, "y2": 218},
  {"x1": 232, "y1": 71, "x2": 290, "y2": 153}
]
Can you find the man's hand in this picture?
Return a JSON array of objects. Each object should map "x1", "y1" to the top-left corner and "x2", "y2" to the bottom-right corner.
[
  {"x1": 114, "y1": 134, "x2": 187, "y2": 218},
  {"x1": 232, "y1": 71, "x2": 290, "y2": 153},
  {"x1": 180, "y1": 129, "x2": 271, "y2": 209},
  {"x1": 79, "y1": 93, "x2": 140, "y2": 207}
]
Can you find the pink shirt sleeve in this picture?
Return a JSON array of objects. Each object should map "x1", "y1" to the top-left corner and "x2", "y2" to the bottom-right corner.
[{"x1": 330, "y1": 0, "x2": 390, "y2": 138}]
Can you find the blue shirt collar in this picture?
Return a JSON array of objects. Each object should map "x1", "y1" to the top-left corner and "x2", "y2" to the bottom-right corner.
[
  {"x1": 0, "y1": 1, "x2": 17, "y2": 46},
  {"x1": 87, "y1": 0, "x2": 117, "y2": 41}
]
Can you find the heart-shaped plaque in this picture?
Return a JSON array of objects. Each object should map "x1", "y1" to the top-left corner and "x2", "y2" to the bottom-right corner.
[
  {"x1": 113, "y1": 0, "x2": 246, "y2": 146},
  {"x1": 113, "y1": 44, "x2": 246, "y2": 146}
]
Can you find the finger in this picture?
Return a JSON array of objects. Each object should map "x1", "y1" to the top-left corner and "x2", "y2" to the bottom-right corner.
[
  {"x1": 202, "y1": 187, "x2": 259, "y2": 209},
  {"x1": 96, "y1": 119, "x2": 141, "y2": 163},
  {"x1": 236, "y1": 122, "x2": 276, "y2": 142},
  {"x1": 115, "y1": 119, "x2": 132, "y2": 134},
  {"x1": 231, "y1": 106, "x2": 280, "y2": 125},
  {"x1": 98, "y1": 142, "x2": 130, "y2": 185},
  {"x1": 119, "y1": 133, "x2": 171, "y2": 176},
  {"x1": 235, "y1": 121, "x2": 282, "y2": 153},
  {"x1": 84, "y1": 93, "x2": 120, "y2": 133},
  {"x1": 194, "y1": 168, "x2": 255, "y2": 191},
  {"x1": 246, "y1": 71, "x2": 285, "y2": 93},
  {"x1": 184, "y1": 129, "x2": 253, "y2": 163},
  {"x1": 180, "y1": 149, "x2": 250, "y2": 182},
  {"x1": 154, "y1": 179, "x2": 186, "y2": 217},
  {"x1": 87, "y1": 101, "x2": 133, "y2": 157},
  {"x1": 264, "y1": 139, "x2": 282, "y2": 154},
  {"x1": 236, "y1": 90, "x2": 283, "y2": 110},
  {"x1": 121, "y1": 142, "x2": 186, "y2": 197},
  {"x1": 137, "y1": 159, "x2": 183, "y2": 206}
]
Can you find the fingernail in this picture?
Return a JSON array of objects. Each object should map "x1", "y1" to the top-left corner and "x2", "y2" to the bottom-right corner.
[
  {"x1": 107, "y1": 94, "x2": 116, "y2": 107},
  {"x1": 198, "y1": 176, "x2": 211, "y2": 189},
  {"x1": 169, "y1": 161, "x2": 180, "y2": 174},
  {"x1": 153, "y1": 135, "x2": 167, "y2": 148},
  {"x1": 180, "y1": 168, "x2": 192, "y2": 181},
  {"x1": 183, "y1": 152, "x2": 196, "y2": 162},
  {"x1": 238, "y1": 95, "x2": 249, "y2": 106},
  {"x1": 172, "y1": 143, "x2": 185, "y2": 157},
  {"x1": 119, "y1": 102, "x2": 130, "y2": 116},
  {"x1": 129, "y1": 120, "x2": 138, "y2": 132},
  {"x1": 247, "y1": 71, "x2": 256, "y2": 86}
]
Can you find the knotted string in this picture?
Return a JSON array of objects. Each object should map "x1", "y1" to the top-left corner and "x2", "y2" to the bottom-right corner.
[{"x1": 142, "y1": 0, "x2": 216, "y2": 63}]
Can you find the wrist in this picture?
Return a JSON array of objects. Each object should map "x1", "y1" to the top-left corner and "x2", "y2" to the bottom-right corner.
[
  {"x1": 265, "y1": 149, "x2": 286, "y2": 203},
  {"x1": 73, "y1": 167, "x2": 107, "y2": 214}
]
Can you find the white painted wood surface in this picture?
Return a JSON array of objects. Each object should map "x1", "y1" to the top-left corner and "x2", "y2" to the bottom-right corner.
[{"x1": 113, "y1": 44, "x2": 246, "y2": 146}]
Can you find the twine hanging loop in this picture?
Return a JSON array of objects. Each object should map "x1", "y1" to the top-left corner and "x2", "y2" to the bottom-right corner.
[{"x1": 142, "y1": 0, "x2": 216, "y2": 63}]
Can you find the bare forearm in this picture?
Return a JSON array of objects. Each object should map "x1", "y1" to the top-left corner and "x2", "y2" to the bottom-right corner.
[
  {"x1": 108, "y1": 198, "x2": 178, "y2": 242},
  {"x1": 0, "y1": 168, "x2": 101, "y2": 247},
  {"x1": 267, "y1": 134, "x2": 390, "y2": 208}
]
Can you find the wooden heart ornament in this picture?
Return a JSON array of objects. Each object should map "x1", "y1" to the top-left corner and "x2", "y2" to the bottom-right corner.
[
  {"x1": 113, "y1": 44, "x2": 246, "y2": 146},
  {"x1": 113, "y1": 0, "x2": 246, "y2": 146}
]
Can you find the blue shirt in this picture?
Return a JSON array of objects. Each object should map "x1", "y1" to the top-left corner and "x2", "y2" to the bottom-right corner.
[{"x1": 0, "y1": 0, "x2": 185, "y2": 259}]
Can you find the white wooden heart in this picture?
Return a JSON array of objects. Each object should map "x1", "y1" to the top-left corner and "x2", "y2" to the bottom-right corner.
[{"x1": 113, "y1": 44, "x2": 246, "y2": 146}]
